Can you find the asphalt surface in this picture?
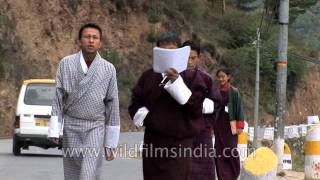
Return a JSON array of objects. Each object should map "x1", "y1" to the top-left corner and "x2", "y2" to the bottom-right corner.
[
  {"x1": 0, "y1": 132, "x2": 144, "y2": 180},
  {"x1": 0, "y1": 132, "x2": 304, "y2": 180}
]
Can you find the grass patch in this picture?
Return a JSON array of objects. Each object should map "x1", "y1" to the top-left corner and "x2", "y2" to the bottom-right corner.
[{"x1": 292, "y1": 153, "x2": 304, "y2": 172}]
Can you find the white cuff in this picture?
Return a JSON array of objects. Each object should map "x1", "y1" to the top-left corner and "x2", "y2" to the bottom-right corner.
[
  {"x1": 133, "y1": 107, "x2": 149, "y2": 127},
  {"x1": 202, "y1": 98, "x2": 214, "y2": 114},
  {"x1": 105, "y1": 125, "x2": 120, "y2": 148},
  {"x1": 48, "y1": 115, "x2": 63, "y2": 138},
  {"x1": 164, "y1": 76, "x2": 192, "y2": 105}
]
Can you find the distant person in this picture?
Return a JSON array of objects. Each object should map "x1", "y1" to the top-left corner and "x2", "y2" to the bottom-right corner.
[
  {"x1": 128, "y1": 33, "x2": 208, "y2": 180},
  {"x1": 214, "y1": 68, "x2": 244, "y2": 180},
  {"x1": 48, "y1": 23, "x2": 120, "y2": 180},
  {"x1": 182, "y1": 40, "x2": 221, "y2": 180}
]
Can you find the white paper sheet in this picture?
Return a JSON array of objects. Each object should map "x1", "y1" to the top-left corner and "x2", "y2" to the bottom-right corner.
[{"x1": 153, "y1": 46, "x2": 190, "y2": 73}]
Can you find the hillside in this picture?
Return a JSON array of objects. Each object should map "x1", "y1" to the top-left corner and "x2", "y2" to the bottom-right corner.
[{"x1": 0, "y1": 0, "x2": 319, "y2": 137}]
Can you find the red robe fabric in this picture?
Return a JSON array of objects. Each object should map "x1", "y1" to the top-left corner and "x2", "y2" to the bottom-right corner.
[{"x1": 129, "y1": 68, "x2": 208, "y2": 180}]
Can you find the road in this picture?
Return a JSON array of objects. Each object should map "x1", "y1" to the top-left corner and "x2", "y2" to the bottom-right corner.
[
  {"x1": 0, "y1": 131, "x2": 304, "y2": 180},
  {"x1": 0, "y1": 132, "x2": 144, "y2": 180}
]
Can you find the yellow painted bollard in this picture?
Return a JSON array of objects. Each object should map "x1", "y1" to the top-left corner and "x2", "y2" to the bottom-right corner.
[
  {"x1": 305, "y1": 124, "x2": 320, "y2": 180},
  {"x1": 238, "y1": 121, "x2": 248, "y2": 163},
  {"x1": 240, "y1": 147, "x2": 278, "y2": 179},
  {"x1": 283, "y1": 143, "x2": 292, "y2": 170}
]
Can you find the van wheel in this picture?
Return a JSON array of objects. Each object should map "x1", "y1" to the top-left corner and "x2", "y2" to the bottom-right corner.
[{"x1": 12, "y1": 135, "x2": 21, "y2": 156}]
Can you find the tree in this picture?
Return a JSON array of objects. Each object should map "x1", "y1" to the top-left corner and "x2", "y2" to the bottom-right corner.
[
  {"x1": 292, "y1": 2, "x2": 320, "y2": 49},
  {"x1": 264, "y1": 0, "x2": 318, "y2": 22},
  {"x1": 290, "y1": 0, "x2": 318, "y2": 22}
]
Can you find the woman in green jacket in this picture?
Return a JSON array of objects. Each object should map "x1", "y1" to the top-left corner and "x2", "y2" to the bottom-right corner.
[{"x1": 214, "y1": 68, "x2": 244, "y2": 180}]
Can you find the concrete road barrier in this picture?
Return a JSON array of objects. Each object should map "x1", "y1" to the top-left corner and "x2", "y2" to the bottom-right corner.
[
  {"x1": 241, "y1": 147, "x2": 278, "y2": 180},
  {"x1": 305, "y1": 124, "x2": 320, "y2": 180}
]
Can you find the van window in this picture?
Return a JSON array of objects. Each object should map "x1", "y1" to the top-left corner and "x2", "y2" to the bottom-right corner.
[{"x1": 24, "y1": 83, "x2": 55, "y2": 106}]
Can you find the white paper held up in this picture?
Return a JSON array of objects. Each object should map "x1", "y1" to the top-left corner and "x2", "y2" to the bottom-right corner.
[{"x1": 153, "y1": 46, "x2": 190, "y2": 73}]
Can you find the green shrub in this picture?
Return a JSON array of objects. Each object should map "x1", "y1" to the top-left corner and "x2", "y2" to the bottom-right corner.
[
  {"x1": 217, "y1": 10, "x2": 259, "y2": 48},
  {"x1": 107, "y1": 49, "x2": 120, "y2": 65},
  {"x1": 292, "y1": 153, "x2": 304, "y2": 172},
  {"x1": 176, "y1": 0, "x2": 199, "y2": 20},
  {"x1": 117, "y1": 71, "x2": 135, "y2": 110},
  {"x1": 222, "y1": 45, "x2": 271, "y2": 114},
  {"x1": 146, "y1": 28, "x2": 159, "y2": 44},
  {"x1": 287, "y1": 51, "x2": 307, "y2": 95},
  {"x1": 101, "y1": 48, "x2": 120, "y2": 66},
  {"x1": 164, "y1": 0, "x2": 202, "y2": 21},
  {"x1": 0, "y1": 58, "x2": 4, "y2": 78},
  {"x1": 0, "y1": 46, "x2": 5, "y2": 78},
  {"x1": 147, "y1": 8, "x2": 160, "y2": 24}
]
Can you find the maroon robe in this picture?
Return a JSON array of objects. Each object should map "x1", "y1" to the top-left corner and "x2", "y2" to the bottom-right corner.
[
  {"x1": 213, "y1": 89, "x2": 240, "y2": 180},
  {"x1": 129, "y1": 68, "x2": 208, "y2": 180},
  {"x1": 191, "y1": 68, "x2": 221, "y2": 180}
]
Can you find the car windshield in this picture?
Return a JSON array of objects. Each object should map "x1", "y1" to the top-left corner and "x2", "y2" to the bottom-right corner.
[{"x1": 24, "y1": 83, "x2": 55, "y2": 106}]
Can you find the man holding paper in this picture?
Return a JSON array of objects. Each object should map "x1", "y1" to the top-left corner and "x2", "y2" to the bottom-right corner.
[{"x1": 129, "y1": 33, "x2": 208, "y2": 180}]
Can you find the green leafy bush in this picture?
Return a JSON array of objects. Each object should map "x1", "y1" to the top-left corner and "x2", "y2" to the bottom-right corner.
[
  {"x1": 217, "y1": 10, "x2": 259, "y2": 48},
  {"x1": 0, "y1": 57, "x2": 4, "y2": 78},
  {"x1": 107, "y1": 49, "x2": 120, "y2": 65},
  {"x1": 147, "y1": 8, "x2": 160, "y2": 24},
  {"x1": 146, "y1": 28, "x2": 159, "y2": 44}
]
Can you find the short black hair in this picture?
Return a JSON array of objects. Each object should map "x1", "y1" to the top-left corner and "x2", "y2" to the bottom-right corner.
[
  {"x1": 78, "y1": 23, "x2": 102, "y2": 40},
  {"x1": 216, "y1": 68, "x2": 232, "y2": 77},
  {"x1": 182, "y1": 40, "x2": 200, "y2": 55},
  {"x1": 156, "y1": 32, "x2": 181, "y2": 47}
]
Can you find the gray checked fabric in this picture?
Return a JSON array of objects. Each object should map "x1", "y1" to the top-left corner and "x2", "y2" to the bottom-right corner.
[
  {"x1": 51, "y1": 51, "x2": 120, "y2": 180},
  {"x1": 63, "y1": 115, "x2": 105, "y2": 180},
  {"x1": 52, "y1": 51, "x2": 120, "y2": 126}
]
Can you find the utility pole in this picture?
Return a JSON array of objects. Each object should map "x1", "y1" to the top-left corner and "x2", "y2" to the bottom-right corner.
[
  {"x1": 253, "y1": 28, "x2": 261, "y2": 148},
  {"x1": 274, "y1": 0, "x2": 289, "y2": 173}
]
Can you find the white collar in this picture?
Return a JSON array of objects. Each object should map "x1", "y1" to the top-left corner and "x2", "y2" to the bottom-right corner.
[{"x1": 80, "y1": 51, "x2": 88, "y2": 74}]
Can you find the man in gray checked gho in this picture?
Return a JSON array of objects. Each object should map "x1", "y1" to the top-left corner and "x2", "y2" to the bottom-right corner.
[{"x1": 48, "y1": 23, "x2": 120, "y2": 180}]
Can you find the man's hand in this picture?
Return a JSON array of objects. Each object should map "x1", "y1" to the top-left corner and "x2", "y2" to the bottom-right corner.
[
  {"x1": 165, "y1": 68, "x2": 179, "y2": 82},
  {"x1": 230, "y1": 120, "x2": 237, "y2": 135},
  {"x1": 230, "y1": 120, "x2": 243, "y2": 135},
  {"x1": 50, "y1": 138, "x2": 59, "y2": 145},
  {"x1": 105, "y1": 148, "x2": 115, "y2": 161},
  {"x1": 237, "y1": 129, "x2": 243, "y2": 135}
]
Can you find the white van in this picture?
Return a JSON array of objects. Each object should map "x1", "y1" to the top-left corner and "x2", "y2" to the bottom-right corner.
[{"x1": 13, "y1": 79, "x2": 61, "y2": 155}]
